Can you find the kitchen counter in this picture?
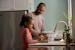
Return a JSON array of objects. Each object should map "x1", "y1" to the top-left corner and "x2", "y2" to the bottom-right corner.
[
  {"x1": 28, "y1": 41, "x2": 75, "y2": 46},
  {"x1": 28, "y1": 46, "x2": 75, "y2": 50}
]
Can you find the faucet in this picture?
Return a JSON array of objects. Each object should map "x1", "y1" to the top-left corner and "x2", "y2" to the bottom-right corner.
[
  {"x1": 54, "y1": 21, "x2": 70, "y2": 47},
  {"x1": 54, "y1": 21, "x2": 68, "y2": 32}
]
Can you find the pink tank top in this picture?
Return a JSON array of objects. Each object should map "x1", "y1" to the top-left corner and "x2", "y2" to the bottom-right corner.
[{"x1": 21, "y1": 28, "x2": 32, "y2": 50}]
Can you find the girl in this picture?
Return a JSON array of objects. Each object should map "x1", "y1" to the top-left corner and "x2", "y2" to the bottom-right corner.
[{"x1": 20, "y1": 14, "x2": 45, "y2": 50}]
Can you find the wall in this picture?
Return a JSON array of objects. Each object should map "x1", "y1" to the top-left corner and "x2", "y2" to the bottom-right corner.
[
  {"x1": 34, "y1": 0, "x2": 68, "y2": 31},
  {"x1": 28, "y1": 0, "x2": 34, "y2": 12}
]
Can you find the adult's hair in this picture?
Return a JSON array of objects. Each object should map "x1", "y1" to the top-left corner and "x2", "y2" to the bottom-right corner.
[
  {"x1": 20, "y1": 14, "x2": 32, "y2": 27},
  {"x1": 37, "y1": 2, "x2": 46, "y2": 8}
]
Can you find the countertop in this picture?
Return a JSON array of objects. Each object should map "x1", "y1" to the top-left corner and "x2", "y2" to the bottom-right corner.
[
  {"x1": 28, "y1": 46, "x2": 75, "y2": 50},
  {"x1": 28, "y1": 41, "x2": 75, "y2": 46}
]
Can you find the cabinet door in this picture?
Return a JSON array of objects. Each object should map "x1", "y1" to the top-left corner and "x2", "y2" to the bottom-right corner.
[
  {"x1": 13, "y1": 0, "x2": 29, "y2": 10},
  {"x1": 0, "y1": 0, "x2": 29, "y2": 11},
  {"x1": 0, "y1": 0, "x2": 12, "y2": 11}
]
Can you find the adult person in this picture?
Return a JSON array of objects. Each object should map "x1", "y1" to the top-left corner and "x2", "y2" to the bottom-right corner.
[{"x1": 28, "y1": 2, "x2": 46, "y2": 39}]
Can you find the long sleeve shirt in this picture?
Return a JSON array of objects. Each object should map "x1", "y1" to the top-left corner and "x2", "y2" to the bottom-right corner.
[{"x1": 28, "y1": 12, "x2": 44, "y2": 39}]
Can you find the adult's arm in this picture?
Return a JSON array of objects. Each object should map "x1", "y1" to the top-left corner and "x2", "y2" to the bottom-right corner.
[{"x1": 30, "y1": 28, "x2": 40, "y2": 38}]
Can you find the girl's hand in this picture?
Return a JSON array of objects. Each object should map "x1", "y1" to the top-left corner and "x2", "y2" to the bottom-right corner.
[
  {"x1": 38, "y1": 34, "x2": 48, "y2": 42},
  {"x1": 39, "y1": 33, "x2": 48, "y2": 40}
]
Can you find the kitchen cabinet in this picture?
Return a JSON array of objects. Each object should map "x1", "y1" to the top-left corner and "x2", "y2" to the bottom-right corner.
[
  {"x1": 0, "y1": 0, "x2": 30, "y2": 11},
  {"x1": 0, "y1": 0, "x2": 12, "y2": 11},
  {"x1": 13, "y1": 0, "x2": 29, "y2": 11}
]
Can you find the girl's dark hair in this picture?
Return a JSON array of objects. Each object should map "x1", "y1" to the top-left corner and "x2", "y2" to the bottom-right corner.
[{"x1": 20, "y1": 14, "x2": 32, "y2": 27}]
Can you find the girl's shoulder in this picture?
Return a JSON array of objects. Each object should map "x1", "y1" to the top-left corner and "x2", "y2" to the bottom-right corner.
[
  {"x1": 21, "y1": 27, "x2": 28, "y2": 30},
  {"x1": 22, "y1": 28, "x2": 29, "y2": 32}
]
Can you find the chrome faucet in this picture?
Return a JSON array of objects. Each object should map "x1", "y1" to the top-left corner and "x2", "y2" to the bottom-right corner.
[
  {"x1": 54, "y1": 21, "x2": 70, "y2": 47},
  {"x1": 54, "y1": 21, "x2": 69, "y2": 32}
]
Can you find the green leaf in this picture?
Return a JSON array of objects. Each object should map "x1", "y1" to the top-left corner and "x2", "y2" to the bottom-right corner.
[{"x1": 63, "y1": 12, "x2": 72, "y2": 22}]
